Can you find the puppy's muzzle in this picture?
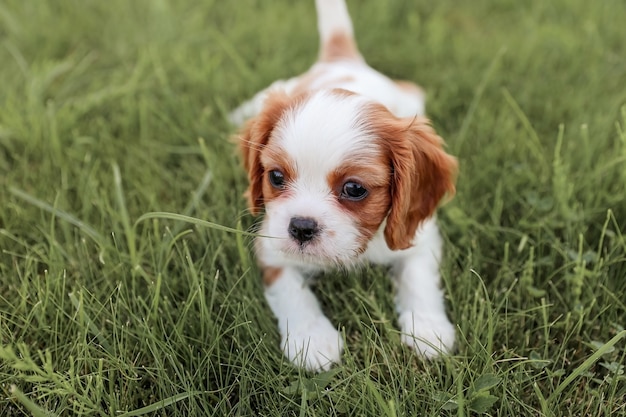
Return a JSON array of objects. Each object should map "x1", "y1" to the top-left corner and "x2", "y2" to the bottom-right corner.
[{"x1": 288, "y1": 217, "x2": 319, "y2": 244}]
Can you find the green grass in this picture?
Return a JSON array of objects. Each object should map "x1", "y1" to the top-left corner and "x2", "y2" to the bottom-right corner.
[{"x1": 1, "y1": 0, "x2": 625, "y2": 415}]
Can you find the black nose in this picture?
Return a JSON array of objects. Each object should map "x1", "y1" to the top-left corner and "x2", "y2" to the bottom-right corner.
[{"x1": 288, "y1": 217, "x2": 319, "y2": 243}]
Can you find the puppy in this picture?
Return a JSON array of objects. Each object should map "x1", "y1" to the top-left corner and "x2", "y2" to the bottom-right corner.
[{"x1": 231, "y1": 0, "x2": 458, "y2": 372}]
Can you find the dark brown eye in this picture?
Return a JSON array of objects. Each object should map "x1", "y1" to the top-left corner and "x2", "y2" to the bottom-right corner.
[
  {"x1": 341, "y1": 181, "x2": 368, "y2": 201},
  {"x1": 268, "y1": 170, "x2": 286, "y2": 189}
]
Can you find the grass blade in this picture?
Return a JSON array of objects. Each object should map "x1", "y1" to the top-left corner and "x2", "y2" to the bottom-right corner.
[
  {"x1": 9, "y1": 385, "x2": 57, "y2": 417},
  {"x1": 117, "y1": 391, "x2": 198, "y2": 417},
  {"x1": 135, "y1": 211, "x2": 258, "y2": 237},
  {"x1": 112, "y1": 162, "x2": 137, "y2": 265},
  {"x1": 547, "y1": 330, "x2": 626, "y2": 403},
  {"x1": 8, "y1": 186, "x2": 105, "y2": 245}
]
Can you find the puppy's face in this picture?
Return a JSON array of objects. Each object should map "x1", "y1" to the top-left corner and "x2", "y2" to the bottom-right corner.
[{"x1": 239, "y1": 89, "x2": 456, "y2": 266}]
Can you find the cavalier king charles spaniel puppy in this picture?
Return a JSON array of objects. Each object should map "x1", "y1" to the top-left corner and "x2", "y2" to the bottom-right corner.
[{"x1": 231, "y1": 0, "x2": 458, "y2": 372}]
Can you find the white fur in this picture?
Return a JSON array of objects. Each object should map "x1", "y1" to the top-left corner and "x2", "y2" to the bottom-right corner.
[
  {"x1": 264, "y1": 267, "x2": 343, "y2": 371},
  {"x1": 275, "y1": 91, "x2": 377, "y2": 176},
  {"x1": 315, "y1": 0, "x2": 357, "y2": 47},
  {"x1": 232, "y1": 0, "x2": 454, "y2": 372},
  {"x1": 258, "y1": 91, "x2": 383, "y2": 268},
  {"x1": 229, "y1": 62, "x2": 425, "y2": 126}
]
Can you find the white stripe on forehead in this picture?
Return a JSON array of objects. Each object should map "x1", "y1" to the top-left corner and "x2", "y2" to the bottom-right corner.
[{"x1": 273, "y1": 90, "x2": 381, "y2": 179}]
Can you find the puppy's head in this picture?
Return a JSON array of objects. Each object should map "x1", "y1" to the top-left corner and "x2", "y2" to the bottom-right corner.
[{"x1": 238, "y1": 89, "x2": 456, "y2": 265}]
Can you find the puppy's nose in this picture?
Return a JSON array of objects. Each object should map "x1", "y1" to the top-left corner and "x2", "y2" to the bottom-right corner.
[{"x1": 288, "y1": 217, "x2": 319, "y2": 243}]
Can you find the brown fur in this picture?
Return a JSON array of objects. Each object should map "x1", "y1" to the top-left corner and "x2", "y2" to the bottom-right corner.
[
  {"x1": 393, "y1": 80, "x2": 425, "y2": 97},
  {"x1": 327, "y1": 159, "x2": 391, "y2": 248},
  {"x1": 319, "y1": 32, "x2": 361, "y2": 62},
  {"x1": 238, "y1": 91, "x2": 297, "y2": 215},
  {"x1": 263, "y1": 266, "x2": 284, "y2": 286},
  {"x1": 365, "y1": 104, "x2": 457, "y2": 250},
  {"x1": 259, "y1": 136, "x2": 298, "y2": 204}
]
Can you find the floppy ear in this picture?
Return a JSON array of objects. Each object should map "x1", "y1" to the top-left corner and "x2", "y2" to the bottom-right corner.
[
  {"x1": 382, "y1": 116, "x2": 457, "y2": 250},
  {"x1": 237, "y1": 91, "x2": 292, "y2": 215}
]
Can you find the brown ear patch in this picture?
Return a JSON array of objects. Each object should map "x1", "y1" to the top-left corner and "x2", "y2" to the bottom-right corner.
[
  {"x1": 237, "y1": 91, "x2": 295, "y2": 215},
  {"x1": 365, "y1": 105, "x2": 457, "y2": 250}
]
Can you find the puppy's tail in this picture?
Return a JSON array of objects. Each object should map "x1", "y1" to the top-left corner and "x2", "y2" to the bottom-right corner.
[{"x1": 315, "y1": 0, "x2": 363, "y2": 62}]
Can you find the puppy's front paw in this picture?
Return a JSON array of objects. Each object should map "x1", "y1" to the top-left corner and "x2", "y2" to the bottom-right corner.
[
  {"x1": 398, "y1": 311, "x2": 455, "y2": 359},
  {"x1": 282, "y1": 316, "x2": 343, "y2": 372}
]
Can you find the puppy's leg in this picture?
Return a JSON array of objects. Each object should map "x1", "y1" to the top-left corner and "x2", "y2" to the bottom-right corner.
[
  {"x1": 393, "y1": 225, "x2": 455, "y2": 358},
  {"x1": 263, "y1": 266, "x2": 343, "y2": 371}
]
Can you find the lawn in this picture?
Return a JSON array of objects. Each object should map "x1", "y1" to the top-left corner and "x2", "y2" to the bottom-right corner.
[{"x1": 1, "y1": 0, "x2": 625, "y2": 415}]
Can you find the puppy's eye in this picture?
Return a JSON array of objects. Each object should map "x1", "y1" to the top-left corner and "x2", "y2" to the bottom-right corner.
[
  {"x1": 341, "y1": 181, "x2": 368, "y2": 201},
  {"x1": 268, "y1": 170, "x2": 286, "y2": 189}
]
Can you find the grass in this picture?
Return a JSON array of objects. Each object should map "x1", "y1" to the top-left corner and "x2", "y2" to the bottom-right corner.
[{"x1": 1, "y1": 0, "x2": 625, "y2": 415}]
